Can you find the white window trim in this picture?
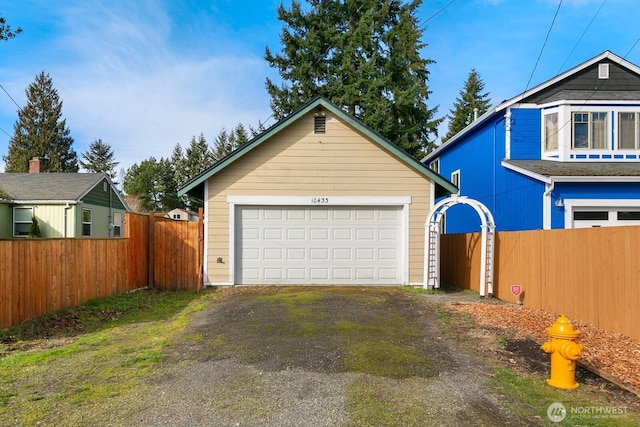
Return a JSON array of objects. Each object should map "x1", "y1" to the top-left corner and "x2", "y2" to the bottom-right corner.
[
  {"x1": 429, "y1": 158, "x2": 440, "y2": 174},
  {"x1": 112, "y1": 212, "x2": 123, "y2": 238},
  {"x1": 226, "y1": 196, "x2": 412, "y2": 286},
  {"x1": 541, "y1": 104, "x2": 640, "y2": 160},
  {"x1": 450, "y1": 170, "x2": 460, "y2": 194},
  {"x1": 563, "y1": 199, "x2": 640, "y2": 229},
  {"x1": 13, "y1": 206, "x2": 34, "y2": 238},
  {"x1": 82, "y1": 208, "x2": 92, "y2": 237}
]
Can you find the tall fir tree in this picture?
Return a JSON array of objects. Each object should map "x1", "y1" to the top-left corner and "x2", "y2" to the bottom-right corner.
[
  {"x1": 212, "y1": 124, "x2": 249, "y2": 161},
  {"x1": 183, "y1": 133, "x2": 215, "y2": 183},
  {"x1": 442, "y1": 69, "x2": 491, "y2": 143},
  {"x1": 80, "y1": 139, "x2": 119, "y2": 180},
  {"x1": 3, "y1": 72, "x2": 78, "y2": 172},
  {"x1": 265, "y1": 0, "x2": 441, "y2": 158}
]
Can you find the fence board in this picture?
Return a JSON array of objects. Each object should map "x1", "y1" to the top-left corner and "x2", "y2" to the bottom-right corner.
[
  {"x1": 0, "y1": 211, "x2": 202, "y2": 329},
  {"x1": 442, "y1": 226, "x2": 640, "y2": 341}
]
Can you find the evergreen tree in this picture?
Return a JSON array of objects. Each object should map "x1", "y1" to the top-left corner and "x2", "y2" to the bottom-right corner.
[
  {"x1": 123, "y1": 157, "x2": 179, "y2": 212},
  {"x1": 265, "y1": 0, "x2": 441, "y2": 157},
  {"x1": 182, "y1": 133, "x2": 215, "y2": 183},
  {"x1": 3, "y1": 72, "x2": 78, "y2": 172},
  {"x1": 0, "y1": 15, "x2": 21, "y2": 41},
  {"x1": 28, "y1": 217, "x2": 41, "y2": 238},
  {"x1": 80, "y1": 139, "x2": 119, "y2": 180},
  {"x1": 211, "y1": 124, "x2": 249, "y2": 161},
  {"x1": 442, "y1": 69, "x2": 491, "y2": 143}
]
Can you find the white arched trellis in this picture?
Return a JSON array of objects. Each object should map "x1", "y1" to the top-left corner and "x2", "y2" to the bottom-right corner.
[{"x1": 424, "y1": 195, "x2": 496, "y2": 297}]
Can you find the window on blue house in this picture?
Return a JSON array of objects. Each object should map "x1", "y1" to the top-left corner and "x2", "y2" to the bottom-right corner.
[
  {"x1": 544, "y1": 113, "x2": 558, "y2": 151},
  {"x1": 451, "y1": 170, "x2": 460, "y2": 194},
  {"x1": 429, "y1": 158, "x2": 439, "y2": 174},
  {"x1": 572, "y1": 112, "x2": 607, "y2": 149},
  {"x1": 618, "y1": 112, "x2": 639, "y2": 149}
]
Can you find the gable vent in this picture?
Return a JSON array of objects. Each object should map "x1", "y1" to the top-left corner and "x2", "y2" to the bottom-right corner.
[
  {"x1": 598, "y1": 63, "x2": 610, "y2": 79},
  {"x1": 314, "y1": 115, "x2": 326, "y2": 134}
]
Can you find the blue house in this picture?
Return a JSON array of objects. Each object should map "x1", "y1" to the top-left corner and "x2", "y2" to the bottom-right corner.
[{"x1": 423, "y1": 51, "x2": 640, "y2": 232}]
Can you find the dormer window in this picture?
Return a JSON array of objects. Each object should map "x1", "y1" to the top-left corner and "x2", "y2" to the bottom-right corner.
[{"x1": 572, "y1": 112, "x2": 607, "y2": 149}]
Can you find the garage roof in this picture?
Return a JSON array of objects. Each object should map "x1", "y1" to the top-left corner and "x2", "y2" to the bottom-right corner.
[{"x1": 178, "y1": 96, "x2": 458, "y2": 197}]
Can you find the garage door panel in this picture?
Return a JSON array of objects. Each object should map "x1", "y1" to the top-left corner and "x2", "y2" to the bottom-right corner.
[
  {"x1": 263, "y1": 248, "x2": 283, "y2": 260},
  {"x1": 310, "y1": 248, "x2": 329, "y2": 260},
  {"x1": 332, "y1": 248, "x2": 352, "y2": 260},
  {"x1": 333, "y1": 229, "x2": 352, "y2": 239},
  {"x1": 287, "y1": 228, "x2": 305, "y2": 239},
  {"x1": 310, "y1": 228, "x2": 329, "y2": 240},
  {"x1": 236, "y1": 205, "x2": 403, "y2": 285},
  {"x1": 287, "y1": 268, "x2": 306, "y2": 280},
  {"x1": 356, "y1": 229, "x2": 375, "y2": 240}
]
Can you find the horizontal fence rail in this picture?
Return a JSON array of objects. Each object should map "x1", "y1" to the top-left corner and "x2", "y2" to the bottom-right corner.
[
  {"x1": 0, "y1": 211, "x2": 202, "y2": 329},
  {"x1": 441, "y1": 226, "x2": 640, "y2": 341}
]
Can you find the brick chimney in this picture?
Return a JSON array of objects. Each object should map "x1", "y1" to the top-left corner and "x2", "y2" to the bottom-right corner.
[{"x1": 29, "y1": 157, "x2": 42, "y2": 173}]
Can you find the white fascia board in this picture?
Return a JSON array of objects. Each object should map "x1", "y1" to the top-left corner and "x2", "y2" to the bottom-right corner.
[
  {"x1": 551, "y1": 176, "x2": 640, "y2": 183},
  {"x1": 226, "y1": 195, "x2": 412, "y2": 205},
  {"x1": 539, "y1": 100, "x2": 640, "y2": 108},
  {"x1": 500, "y1": 161, "x2": 551, "y2": 183},
  {"x1": 12, "y1": 200, "x2": 78, "y2": 204},
  {"x1": 422, "y1": 108, "x2": 499, "y2": 161}
]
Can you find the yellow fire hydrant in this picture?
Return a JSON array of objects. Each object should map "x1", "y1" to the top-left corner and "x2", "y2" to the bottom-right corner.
[{"x1": 541, "y1": 315, "x2": 584, "y2": 390}]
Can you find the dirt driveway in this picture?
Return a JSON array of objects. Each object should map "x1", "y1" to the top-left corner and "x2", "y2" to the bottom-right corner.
[{"x1": 121, "y1": 287, "x2": 520, "y2": 426}]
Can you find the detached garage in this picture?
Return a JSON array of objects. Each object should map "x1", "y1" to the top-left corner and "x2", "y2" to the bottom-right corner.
[{"x1": 179, "y1": 97, "x2": 456, "y2": 286}]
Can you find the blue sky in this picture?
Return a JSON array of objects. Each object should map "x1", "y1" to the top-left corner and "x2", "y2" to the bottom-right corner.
[{"x1": 1, "y1": 0, "x2": 640, "y2": 172}]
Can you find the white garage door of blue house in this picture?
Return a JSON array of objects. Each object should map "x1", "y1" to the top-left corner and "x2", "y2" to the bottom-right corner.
[{"x1": 234, "y1": 205, "x2": 404, "y2": 285}]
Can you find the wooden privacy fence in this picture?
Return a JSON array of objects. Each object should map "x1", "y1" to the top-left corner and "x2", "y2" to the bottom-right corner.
[
  {"x1": 0, "y1": 211, "x2": 203, "y2": 329},
  {"x1": 441, "y1": 226, "x2": 640, "y2": 341}
]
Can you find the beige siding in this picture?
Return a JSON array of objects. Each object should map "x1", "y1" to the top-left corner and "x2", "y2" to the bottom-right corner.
[{"x1": 206, "y1": 111, "x2": 432, "y2": 284}]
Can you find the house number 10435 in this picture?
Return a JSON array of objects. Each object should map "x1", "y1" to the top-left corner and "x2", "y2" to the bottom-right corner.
[{"x1": 311, "y1": 197, "x2": 329, "y2": 204}]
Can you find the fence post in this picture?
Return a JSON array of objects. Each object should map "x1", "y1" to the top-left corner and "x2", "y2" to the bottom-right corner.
[
  {"x1": 148, "y1": 212, "x2": 155, "y2": 288},
  {"x1": 196, "y1": 207, "x2": 204, "y2": 292}
]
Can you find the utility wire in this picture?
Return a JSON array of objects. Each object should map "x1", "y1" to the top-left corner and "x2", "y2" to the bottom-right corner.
[
  {"x1": 522, "y1": 0, "x2": 563, "y2": 96},
  {"x1": 624, "y1": 37, "x2": 640, "y2": 58},
  {"x1": 0, "y1": 83, "x2": 21, "y2": 110},
  {"x1": 421, "y1": 0, "x2": 456, "y2": 29},
  {"x1": 557, "y1": 0, "x2": 606, "y2": 73}
]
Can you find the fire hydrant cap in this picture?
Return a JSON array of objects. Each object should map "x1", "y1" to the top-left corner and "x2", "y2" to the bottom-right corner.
[{"x1": 546, "y1": 315, "x2": 581, "y2": 339}]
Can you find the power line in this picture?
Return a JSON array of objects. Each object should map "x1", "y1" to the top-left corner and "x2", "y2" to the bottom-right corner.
[
  {"x1": 557, "y1": 0, "x2": 606, "y2": 73},
  {"x1": 421, "y1": 0, "x2": 456, "y2": 29},
  {"x1": 0, "y1": 83, "x2": 21, "y2": 110},
  {"x1": 624, "y1": 37, "x2": 640, "y2": 58},
  {"x1": 0, "y1": 126, "x2": 10, "y2": 137},
  {"x1": 522, "y1": 0, "x2": 563, "y2": 95}
]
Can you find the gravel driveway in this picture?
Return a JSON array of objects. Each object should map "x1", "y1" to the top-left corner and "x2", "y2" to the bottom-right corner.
[{"x1": 112, "y1": 287, "x2": 518, "y2": 427}]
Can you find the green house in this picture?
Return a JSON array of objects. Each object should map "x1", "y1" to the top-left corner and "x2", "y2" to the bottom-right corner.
[{"x1": 0, "y1": 172, "x2": 128, "y2": 238}]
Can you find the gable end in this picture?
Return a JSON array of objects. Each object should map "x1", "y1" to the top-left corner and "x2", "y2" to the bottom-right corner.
[{"x1": 525, "y1": 59, "x2": 640, "y2": 104}]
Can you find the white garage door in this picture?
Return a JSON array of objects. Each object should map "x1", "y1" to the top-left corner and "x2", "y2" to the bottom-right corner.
[{"x1": 235, "y1": 205, "x2": 404, "y2": 285}]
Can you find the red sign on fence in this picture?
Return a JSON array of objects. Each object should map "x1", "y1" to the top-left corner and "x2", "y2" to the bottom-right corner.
[{"x1": 510, "y1": 285, "x2": 522, "y2": 297}]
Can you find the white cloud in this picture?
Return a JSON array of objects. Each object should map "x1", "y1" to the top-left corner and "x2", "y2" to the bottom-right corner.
[{"x1": 0, "y1": 0, "x2": 275, "y2": 171}]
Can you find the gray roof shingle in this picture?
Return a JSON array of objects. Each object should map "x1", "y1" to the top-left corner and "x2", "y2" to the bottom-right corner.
[
  {"x1": 504, "y1": 160, "x2": 640, "y2": 177},
  {"x1": 0, "y1": 173, "x2": 107, "y2": 201}
]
